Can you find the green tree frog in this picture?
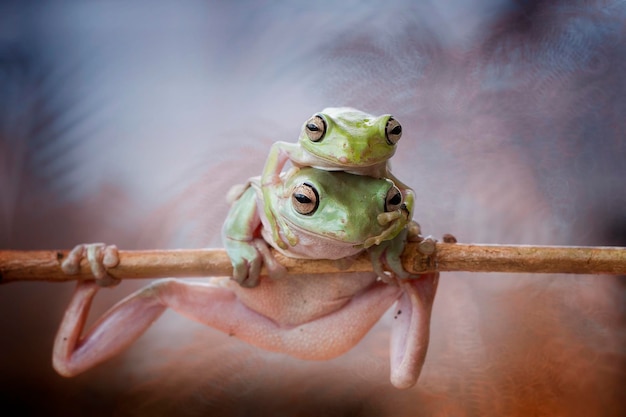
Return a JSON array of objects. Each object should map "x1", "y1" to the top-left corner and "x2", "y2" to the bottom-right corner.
[
  {"x1": 261, "y1": 107, "x2": 415, "y2": 249},
  {"x1": 54, "y1": 168, "x2": 438, "y2": 390}
]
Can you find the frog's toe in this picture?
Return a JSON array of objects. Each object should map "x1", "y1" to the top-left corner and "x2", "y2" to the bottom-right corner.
[
  {"x1": 61, "y1": 244, "x2": 86, "y2": 275},
  {"x1": 62, "y1": 243, "x2": 120, "y2": 287},
  {"x1": 232, "y1": 258, "x2": 262, "y2": 288},
  {"x1": 85, "y1": 243, "x2": 121, "y2": 287},
  {"x1": 102, "y1": 245, "x2": 120, "y2": 268},
  {"x1": 251, "y1": 238, "x2": 286, "y2": 280},
  {"x1": 377, "y1": 210, "x2": 402, "y2": 226},
  {"x1": 406, "y1": 221, "x2": 422, "y2": 241},
  {"x1": 238, "y1": 275, "x2": 260, "y2": 288},
  {"x1": 363, "y1": 236, "x2": 377, "y2": 249},
  {"x1": 232, "y1": 262, "x2": 248, "y2": 284},
  {"x1": 268, "y1": 262, "x2": 287, "y2": 280},
  {"x1": 370, "y1": 246, "x2": 403, "y2": 284},
  {"x1": 245, "y1": 258, "x2": 262, "y2": 287},
  {"x1": 417, "y1": 236, "x2": 437, "y2": 256}
]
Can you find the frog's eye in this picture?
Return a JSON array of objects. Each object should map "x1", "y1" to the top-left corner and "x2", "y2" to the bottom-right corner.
[
  {"x1": 305, "y1": 115, "x2": 326, "y2": 142},
  {"x1": 385, "y1": 185, "x2": 403, "y2": 212},
  {"x1": 385, "y1": 117, "x2": 402, "y2": 145},
  {"x1": 292, "y1": 183, "x2": 320, "y2": 215}
]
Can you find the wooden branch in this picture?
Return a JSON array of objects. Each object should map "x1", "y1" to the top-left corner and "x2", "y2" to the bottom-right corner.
[{"x1": 1, "y1": 242, "x2": 624, "y2": 284}]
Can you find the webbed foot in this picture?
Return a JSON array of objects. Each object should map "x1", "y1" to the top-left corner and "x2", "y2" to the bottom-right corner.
[
  {"x1": 61, "y1": 243, "x2": 120, "y2": 287},
  {"x1": 368, "y1": 228, "x2": 411, "y2": 284},
  {"x1": 417, "y1": 236, "x2": 437, "y2": 256},
  {"x1": 227, "y1": 238, "x2": 286, "y2": 288},
  {"x1": 363, "y1": 207, "x2": 409, "y2": 249}
]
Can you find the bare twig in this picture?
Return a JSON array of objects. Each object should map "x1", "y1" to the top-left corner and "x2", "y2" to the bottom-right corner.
[{"x1": 1, "y1": 242, "x2": 624, "y2": 284}]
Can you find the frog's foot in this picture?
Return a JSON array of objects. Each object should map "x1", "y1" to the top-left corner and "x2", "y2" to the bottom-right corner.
[
  {"x1": 406, "y1": 221, "x2": 421, "y2": 241},
  {"x1": 228, "y1": 237, "x2": 287, "y2": 288},
  {"x1": 251, "y1": 239, "x2": 287, "y2": 280},
  {"x1": 417, "y1": 235, "x2": 437, "y2": 256},
  {"x1": 227, "y1": 238, "x2": 264, "y2": 288},
  {"x1": 61, "y1": 243, "x2": 120, "y2": 287},
  {"x1": 405, "y1": 221, "x2": 437, "y2": 255},
  {"x1": 377, "y1": 209, "x2": 404, "y2": 227},
  {"x1": 363, "y1": 210, "x2": 407, "y2": 249},
  {"x1": 368, "y1": 229, "x2": 411, "y2": 284}
]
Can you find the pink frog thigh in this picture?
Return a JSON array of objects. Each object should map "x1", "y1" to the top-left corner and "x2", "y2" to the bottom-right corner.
[
  {"x1": 158, "y1": 278, "x2": 402, "y2": 361},
  {"x1": 54, "y1": 277, "x2": 402, "y2": 377}
]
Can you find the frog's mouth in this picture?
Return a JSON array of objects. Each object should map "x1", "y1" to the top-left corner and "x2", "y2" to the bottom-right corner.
[
  {"x1": 311, "y1": 153, "x2": 384, "y2": 169},
  {"x1": 281, "y1": 217, "x2": 382, "y2": 250},
  {"x1": 334, "y1": 156, "x2": 379, "y2": 167}
]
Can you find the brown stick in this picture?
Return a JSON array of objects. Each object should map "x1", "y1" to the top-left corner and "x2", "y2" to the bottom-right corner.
[{"x1": 1, "y1": 242, "x2": 624, "y2": 284}]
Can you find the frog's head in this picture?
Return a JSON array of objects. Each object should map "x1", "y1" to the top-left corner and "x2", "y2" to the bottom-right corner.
[
  {"x1": 298, "y1": 107, "x2": 402, "y2": 168},
  {"x1": 274, "y1": 167, "x2": 404, "y2": 246}
]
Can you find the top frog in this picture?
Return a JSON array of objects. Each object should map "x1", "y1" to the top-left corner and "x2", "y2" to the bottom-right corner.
[{"x1": 261, "y1": 107, "x2": 415, "y2": 249}]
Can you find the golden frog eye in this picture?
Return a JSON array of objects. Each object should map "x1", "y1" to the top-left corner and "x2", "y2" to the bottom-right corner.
[
  {"x1": 385, "y1": 185, "x2": 403, "y2": 212},
  {"x1": 305, "y1": 115, "x2": 326, "y2": 142},
  {"x1": 292, "y1": 183, "x2": 319, "y2": 215},
  {"x1": 385, "y1": 117, "x2": 402, "y2": 145}
]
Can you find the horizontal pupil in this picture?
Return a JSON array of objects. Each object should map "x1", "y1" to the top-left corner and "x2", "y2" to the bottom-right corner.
[
  {"x1": 390, "y1": 193, "x2": 401, "y2": 205},
  {"x1": 391, "y1": 126, "x2": 401, "y2": 134},
  {"x1": 307, "y1": 123, "x2": 320, "y2": 131},
  {"x1": 294, "y1": 194, "x2": 312, "y2": 203}
]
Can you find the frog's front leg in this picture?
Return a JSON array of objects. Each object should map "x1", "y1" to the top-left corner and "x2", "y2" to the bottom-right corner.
[
  {"x1": 260, "y1": 141, "x2": 303, "y2": 248},
  {"x1": 223, "y1": 184, "x2": 286, "y2": 287},
  {"x1": 363, "y1": 208, "x2": 409, "y2": 249},
  {"x1": 363, "y1": 178, "x2": 412, "y2": 249}
]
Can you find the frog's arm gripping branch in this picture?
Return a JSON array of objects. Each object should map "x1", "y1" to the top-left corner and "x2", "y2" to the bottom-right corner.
[{"x1": 1, "y1": 243, "x2": 625, "y2": 284}]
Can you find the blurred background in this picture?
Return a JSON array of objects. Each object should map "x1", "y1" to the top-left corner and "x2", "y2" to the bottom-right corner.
[{"x1": 1, "y1": 1, "x2": 624, "y2": 415}]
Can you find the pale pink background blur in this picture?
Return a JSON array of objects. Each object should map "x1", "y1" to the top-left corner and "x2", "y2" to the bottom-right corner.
[{"x1": 1, "y1": 1, "x2": 624, "y2": 416}]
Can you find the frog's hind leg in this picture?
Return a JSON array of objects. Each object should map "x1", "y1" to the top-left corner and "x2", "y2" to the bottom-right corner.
[
  {"x1": 54, "y1": 277, "x2": 402, "y2": 378},
  {"x1": 389, "y1": 272, "x2": 439, "y2": 389},
  {"x1": 155, "y1": 278, "x2": 401, "y2": 362},
  {"x1": 53, "y1": 280, "x2": 171, "y2": 377},
  {"x1": 53, "y1": 277, "x2": 245, "y2": 377}
]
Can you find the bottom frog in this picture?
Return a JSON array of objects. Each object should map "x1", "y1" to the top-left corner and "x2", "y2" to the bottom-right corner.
[{"x1": 53, "y1": 168, "x2": 438, "y2": 389}]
